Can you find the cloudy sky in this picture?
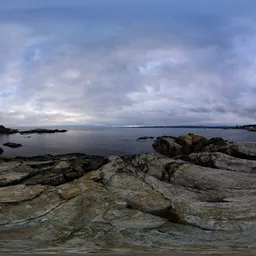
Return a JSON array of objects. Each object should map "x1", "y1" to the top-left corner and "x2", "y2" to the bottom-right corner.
[{"x1": 0, "y1": 0, "x2": 256, "y2": 126}]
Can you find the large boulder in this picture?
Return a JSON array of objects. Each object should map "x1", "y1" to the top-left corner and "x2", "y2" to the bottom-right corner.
[
  {"x1": 176, "y1": 135, "x2": 193, "y2": 154},
  {"x1": 152, "y1": 137, "x2": 183, "y2": 157},
  {"x1": 153, "y1": 134, "x2": 227, "y2": 156}
]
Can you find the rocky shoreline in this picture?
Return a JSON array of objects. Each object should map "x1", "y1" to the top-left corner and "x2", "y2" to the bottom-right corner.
[
  {"x1": 0, "y1": 125, "x2": 67, "y2": 135},
  {"x1": 0, "y1": 133, "x2": 256, "y2": 253}
]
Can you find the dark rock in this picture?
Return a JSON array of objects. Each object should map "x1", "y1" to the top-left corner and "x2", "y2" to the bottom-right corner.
[
  {"x1": 0, "y1": 153, "x2": 108, "y2": 187},
  {"x1": 0, "y1": 125, "x2": 19, "y2": 134},
  {"x1": 137, "y1": 136, "x2": 154, "y2": 141},
  {"x1": 0, "y1": 147, "x2": 3, "y2": 155},
  {"x1": 3, "y1": 142, "x2": 22, "y2": 148},
  {"x1": 176, "y1": 135, "x2": 193, "y2": 154},
  {"x1": 201, "y1": 137, "x2": 227, "y2": 152},
  {"x1": 192, "y1": 137, "x2": 208, "y2": 152},
  {"x1": 19, "y1": 129, "x2": 67, "y2": 135},
  {"x1": 154, "y1": 134, "x2": 228, "y2": 156},
  {"x1": 152, "y1": 137, "x2": 183, "y2": 157}
]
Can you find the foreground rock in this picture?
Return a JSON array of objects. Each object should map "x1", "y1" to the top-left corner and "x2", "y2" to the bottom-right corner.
[
  {"x1": 0, "y1": 125, "x2": 18, "y2": 134},
  {"x1": 0, "y1": 153, "x2": 108, "y2": 186},
  {"x1": 98, "y1": 154, "x2": 256, "y2": 231},
  {"x1": 220, "y1": 142, "x2": 256, "y2": 160},
  {"x1": 19, "y1": 128, "x2": 67, "y2": 134},
  {"x1": 0, "y1": 143, "x2": 256, "y2": 252},
  {"x1": 180, "y1": 152, "x2": 256, "y2": 173},
  {"x1": 3, "y1": 142, "x2": 22, "y2": 148}
]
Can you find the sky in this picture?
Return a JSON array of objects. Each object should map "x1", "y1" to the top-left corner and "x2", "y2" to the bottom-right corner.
[{"x1": 0, "y1": 0, "x2": 256, "y2": 126}]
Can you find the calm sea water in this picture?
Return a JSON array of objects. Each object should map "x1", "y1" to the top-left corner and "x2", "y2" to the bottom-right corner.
[{"x1": 1, "y1": 127, "x2": 256, "y2": 157}]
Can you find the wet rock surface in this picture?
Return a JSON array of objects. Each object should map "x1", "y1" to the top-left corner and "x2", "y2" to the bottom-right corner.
[{"x1": 0, "y1": 136, "x2": 256, "y2": 254}]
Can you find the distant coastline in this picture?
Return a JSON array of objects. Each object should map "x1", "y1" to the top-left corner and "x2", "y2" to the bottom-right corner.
[
  {"x1": 233, "y1": 124, "x2": 256, "y2": 132},
  {"x1": 129, "y1": 125, "x2": 233, "y2": 129}
]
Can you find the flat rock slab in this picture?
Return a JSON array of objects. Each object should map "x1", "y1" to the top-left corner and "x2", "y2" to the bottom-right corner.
[
  {"x1": 0, "y1": 184, "x2": 46, "y2": 203},
  {"x1": 221, "y1": 142, "x2": 256, "y2": 160},
  {"x1": 0, "y1": 154, "x2": 108, "y2": 187},
  {"x1": 182, "y1": 152, "x2": 256, "y2": 173},
  {"x1": 1, "y1": 148, "x2": 256, "y2": 252}
]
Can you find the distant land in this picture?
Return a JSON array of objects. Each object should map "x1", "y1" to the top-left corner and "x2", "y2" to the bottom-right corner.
[
  {"x1": 235, "y1": 124, "x2": 256, "y2": 132},
  {"x1": 129, "y1": 125, "x2": 234, "y2": 129}
]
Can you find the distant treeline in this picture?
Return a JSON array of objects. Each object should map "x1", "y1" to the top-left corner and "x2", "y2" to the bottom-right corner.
[{"x1": 235, "y1": 124, "x2": 256, "y2": 131}]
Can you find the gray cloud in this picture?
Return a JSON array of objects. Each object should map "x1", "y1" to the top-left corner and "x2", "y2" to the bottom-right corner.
[{"x1": 0, "y1": 2, "x2": 256, "y2": 126}]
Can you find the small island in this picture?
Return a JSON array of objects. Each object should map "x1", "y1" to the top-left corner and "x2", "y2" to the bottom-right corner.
[
  {"x1": 0, "y1": 125, "x2": 68, "y2": 135},
  {"x1": 3, "y1": 142, "x2": 23, "y2": 148},
  {"x1": 136, "y1": 136, "x2": 155, "y2": 141},
  {"x1": 19, "y1": 128, "x2": 67, "y2": 135}
]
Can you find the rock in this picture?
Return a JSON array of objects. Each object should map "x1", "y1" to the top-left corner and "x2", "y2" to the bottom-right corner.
[
  {"x1": 0, "y1": 184, "x2": 45, "y2": 203},
  {"x1": 0, "y1": 175, "x2": 166, "y2": 242},
  {"x1": 0, "y1": 125, "x2": 18, "y2": 134},
  {"x1": 181, "y1": 152, "x2": 256, "y2": 173},
  {"x1": 3, "y1": 142, "x2": 22, "y2": 148},
  {"x1": 187, "y1": 133, "x2": 206, "y2": 144},
  {"x1": 136, "y1": 136, "x2": 154, "y2": 141},
  {"x1": 98, "y1": 154, "x2": 256, "y2": 230},
  {"x1": 153, "y1": 137, "x2": 183, "y2": 157},
  {"x1": 176, "y1": 135, "x2": 193, "y2": 153},
  {"x1": 0, "y1": 147, "x2": 3, "y2": 155},
  {"x1": 220, "y1": 142, "x2": 256, "y2": 160},
  {"x1": 154, "y1": 134, "x2": 227, "y2": 156},
  {"x1": 163, "y1": 162, "x2": 256, "y2": 230},
  {"x1": 1, "y1": 152, "x2": 256, "y2": 252},
  {"x1": 0, "y1": 154, "x2": 108, "y2": 187},
  {"x1": 98, "y1": 157, "x2": 172, "y2": 217},
  {"x1": 201, "y1": 137, "x2": 227, "y2": 152},
  {"x1": 19, "y1": 129, "x2": 67, "y2": 135}
]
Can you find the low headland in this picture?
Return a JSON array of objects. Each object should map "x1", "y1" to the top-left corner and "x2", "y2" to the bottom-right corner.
[{"x1": 0, "y1": 125, "x2": 67, "y2": 135}]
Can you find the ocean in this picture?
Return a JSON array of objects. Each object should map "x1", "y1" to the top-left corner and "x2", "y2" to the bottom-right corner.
[{"x1": 1, "y1": 127, "x2": 256, "y2": 157}]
